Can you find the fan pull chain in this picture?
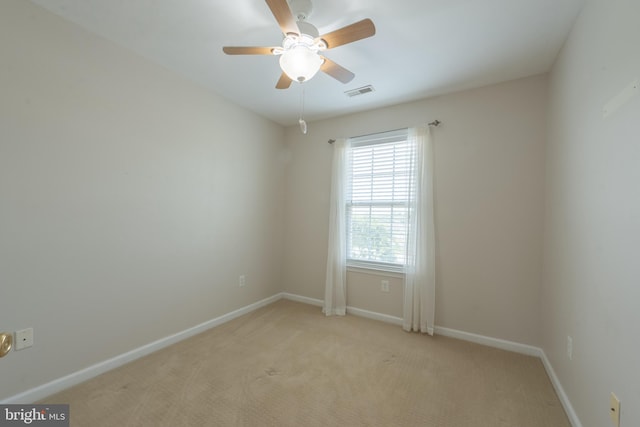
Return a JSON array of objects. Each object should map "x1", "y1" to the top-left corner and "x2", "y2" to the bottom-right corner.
[{"x1": 299, "y1": 84, "x2": 308, "y2": 134}]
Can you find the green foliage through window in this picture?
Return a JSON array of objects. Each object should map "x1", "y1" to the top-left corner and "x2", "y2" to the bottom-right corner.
[{"x1": 346, "y1": 130, "x2": 412, "y2": 267}]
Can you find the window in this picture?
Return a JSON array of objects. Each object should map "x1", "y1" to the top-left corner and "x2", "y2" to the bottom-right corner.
[{"x1": 346, "y1": 129, "x2": 413, "y2": 272}]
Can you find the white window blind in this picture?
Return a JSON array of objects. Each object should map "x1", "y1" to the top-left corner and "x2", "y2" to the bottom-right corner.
[{"x1": 346, "y1": 129, "x2": 412, "y2": 271}]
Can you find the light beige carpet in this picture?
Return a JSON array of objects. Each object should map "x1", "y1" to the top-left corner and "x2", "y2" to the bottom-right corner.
[{"x1": 42, "y1": 299, "x2": 570, "y2": 426}]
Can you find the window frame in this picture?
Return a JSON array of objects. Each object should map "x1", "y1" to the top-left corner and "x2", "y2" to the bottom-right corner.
[{"x1": 345, "y1": 129, "x2": 411, "y2": 274}]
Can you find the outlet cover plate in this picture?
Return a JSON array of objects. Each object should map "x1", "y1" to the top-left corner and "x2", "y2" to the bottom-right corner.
[
  {"x1": 15, "y1": 328, "x2": 34, "y2": 350},
  {"x1": 381, "y1": 280, "x2": 390, "y2": 293},
  {"x1": 610, "y1": 392, "x2": 620, "y2": 427}
]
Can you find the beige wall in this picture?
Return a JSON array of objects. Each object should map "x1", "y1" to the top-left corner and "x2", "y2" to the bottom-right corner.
[
  {"x1": 543, "y1": 0, "x2": 640, "y2": 425},
  {"x1": 0, "y1": 0, "x2": 285, "y2": 400},
  {"x1": 283, "y1": 75, "x2": 547, "y2": 346},
  {"x1": 9, "y1": 3, "x2": 637, "y2": 424}
]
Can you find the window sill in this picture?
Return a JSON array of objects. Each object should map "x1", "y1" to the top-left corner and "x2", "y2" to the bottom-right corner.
[{"x1": 346, "y1": 262, "x2": 405, "y2": 279}]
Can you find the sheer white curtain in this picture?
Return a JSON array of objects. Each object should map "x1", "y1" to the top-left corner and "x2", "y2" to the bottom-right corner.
[
  {"x1": 403, "y1": 126, "x2": 436, "y2": 335},
  {"x1": 323, "y1": 138, "x2": 349, "y2": 316}
]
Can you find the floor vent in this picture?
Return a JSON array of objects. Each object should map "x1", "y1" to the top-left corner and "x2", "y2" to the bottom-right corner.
[{"x1": 345, "y1": 85, "x2": 375, "y2": 98}]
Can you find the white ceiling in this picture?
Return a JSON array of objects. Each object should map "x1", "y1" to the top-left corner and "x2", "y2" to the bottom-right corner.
[{"x1": 29, "y1": 0, "x2": 585, "y2": 126}]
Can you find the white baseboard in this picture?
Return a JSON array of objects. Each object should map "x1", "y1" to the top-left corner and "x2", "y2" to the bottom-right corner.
[
  {"x1": 346, "y1": 306, "x2": 403, "y2": 326},
  {"x1": 280, "y1": 293, "x2": 403, "y2": 326},
  {"x1": 4, "y1": 291, "x2": 583, "y2": 427},
  {"x1": 2, "y1": 293, "x2": 282, "y2": 404},
  {"x1": 539, "y1": 351, "x2": 583, "y2": 427},
  {"x1": 281, "y1": 292, "x2": 323, "y2": 307},
  {"x1": 282, "y1": 292, "x2": 582, "y2": 427},
  {"x1": 434, "y1": 326, "x2": 543, "y2": 357},
  {"x1": 432, "y1": 326, "x2": 582, "y2": 427}
]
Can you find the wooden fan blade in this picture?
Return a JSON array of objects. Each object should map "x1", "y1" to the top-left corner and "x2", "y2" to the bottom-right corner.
[
  {"x1": 320, "y1": 57, "x2": 355, "y2": 84},
  {"x1": 265, "y1": 0, "x2": 299, "y2": 35},
  {"x1": 276, "y1": 72, "x2": 293, "y2": 89},
  {"x1": 223, "y1": 46, "x2": 277, "y2": 55},
  {"x1": 317, "y1": 19, "x2": 376, "y2": 49}
]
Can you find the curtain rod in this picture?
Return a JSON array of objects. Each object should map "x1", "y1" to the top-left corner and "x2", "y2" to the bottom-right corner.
[{"x1": 327, "y1": 120, "x2": 441, "y2": 144}]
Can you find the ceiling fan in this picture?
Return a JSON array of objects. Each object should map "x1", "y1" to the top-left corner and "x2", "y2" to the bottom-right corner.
[{"x1": 222, "y1": 0, "x2": 376, "y2": 89}]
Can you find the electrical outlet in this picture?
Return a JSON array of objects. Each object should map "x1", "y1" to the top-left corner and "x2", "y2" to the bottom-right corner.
[
  {"x1": 610, "y1": 392, "x2": 620, "y2": 427},
  {"x1": 239, "y1": 275, "x2": 246, "y2": 287},
  {"x1": 567, "y1": 336, "x2": 573, "y2": 360},
  {"x1": 15, "y1": 328, "x2": 34, "y2": 351},
  {"x1": 381, "y1": 280, "x2": 390, "y2": 293}
]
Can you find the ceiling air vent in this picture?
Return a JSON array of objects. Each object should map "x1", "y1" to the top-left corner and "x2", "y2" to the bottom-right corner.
[{"x1": 345, "y1": 85, "x2": 375, "y2": 98}]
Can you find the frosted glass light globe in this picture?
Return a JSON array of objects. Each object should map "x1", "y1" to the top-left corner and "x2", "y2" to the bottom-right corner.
[{"x1": 279, "y1": 45, "x2": 323, "y2": 83}]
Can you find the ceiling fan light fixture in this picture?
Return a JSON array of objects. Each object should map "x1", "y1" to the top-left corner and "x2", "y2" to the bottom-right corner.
[
  {"x1": 279, "y1": 44, "x2": 323, "y2": 82},
  {"x1": 223, "y1": 0, "x2": 376, "y2": 90}
]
